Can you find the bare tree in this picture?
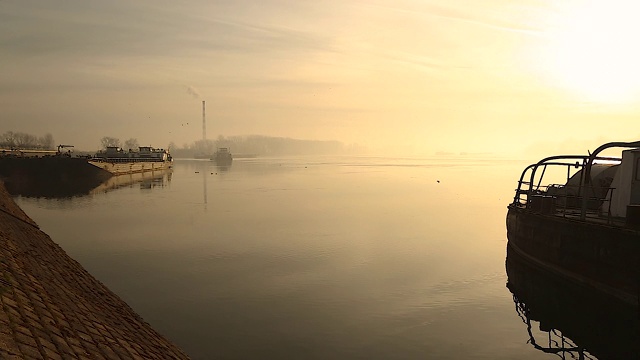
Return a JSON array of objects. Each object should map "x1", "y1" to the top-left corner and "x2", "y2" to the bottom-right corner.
[
  {"x1": 13, "y1": 132, "x2": 37, "y2": 148},
  {"x1": 0, "y1": 131, "x2": 56, "y2": 149},
  {"x1": 100, "y1": 136, "x2": 121, "y2": 149},
  {"x1": 0, "y1": 131, "x2": 16, "y2": 148},
  {"x1": 39, "y1": 133, "x2": 55, "y2": 149},
  {"x1": 124, "y1": 138, "x2": 139, "y2": 151}
]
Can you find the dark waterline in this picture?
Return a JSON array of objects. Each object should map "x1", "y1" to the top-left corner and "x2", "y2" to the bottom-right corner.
[{"x1": 13, "y1": 157, "x2": 635, "y2": 359}]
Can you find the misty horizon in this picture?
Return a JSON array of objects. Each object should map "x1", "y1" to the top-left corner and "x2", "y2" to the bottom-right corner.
[
  {"x1": 3, "y1": 1, "x2": 640, "y2": 158},
  {"x1": 2, "y1": 127, "x2": 629, "y2": 161}
]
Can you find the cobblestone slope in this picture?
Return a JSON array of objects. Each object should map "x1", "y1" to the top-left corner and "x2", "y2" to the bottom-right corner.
[{"x1": 0, "y1": 182, "x2": 190, "y2": 359}]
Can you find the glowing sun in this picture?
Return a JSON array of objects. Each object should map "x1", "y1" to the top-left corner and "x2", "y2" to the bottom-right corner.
[{"x1": 544, "y1": 2, "x2": 640, "y2": 103}]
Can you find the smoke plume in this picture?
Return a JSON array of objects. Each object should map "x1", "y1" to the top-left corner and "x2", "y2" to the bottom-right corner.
[{"x1": 186, "y1": 85, "x2": 200, "y2": 99}]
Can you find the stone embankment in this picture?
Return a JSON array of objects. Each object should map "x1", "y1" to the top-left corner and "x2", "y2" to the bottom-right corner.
[{"x1": 0, "y1": 182, "x2": 189, "y2": 359}]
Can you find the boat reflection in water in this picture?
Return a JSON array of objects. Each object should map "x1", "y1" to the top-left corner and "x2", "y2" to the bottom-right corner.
[
  {"x1": 89, "y1": 169, "x2": 172, "y2": 194},
  {"x1": 5, "y1": 169, "x2": 172, "y2": 198},
  {"x1": 215, "y1": 163, "x2": 231, "y2": 173},
  {"x1": 506, "y1": 246, "x2": 639, "y2": 359}
]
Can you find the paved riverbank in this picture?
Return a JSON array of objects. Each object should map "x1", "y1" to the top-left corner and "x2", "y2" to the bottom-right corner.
[{"x1": 0, "y1": 182, "x2": 189, "y2": 359}]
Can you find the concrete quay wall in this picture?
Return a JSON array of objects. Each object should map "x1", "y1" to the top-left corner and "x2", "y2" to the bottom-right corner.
[{"x1": 0, "y1": 182, "x2": 189, "y2": 359}]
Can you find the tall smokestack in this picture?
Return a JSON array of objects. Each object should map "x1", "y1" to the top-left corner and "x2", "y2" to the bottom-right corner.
[{"x1": 202, "y1": 100, "x2": 206, "y2": 141}]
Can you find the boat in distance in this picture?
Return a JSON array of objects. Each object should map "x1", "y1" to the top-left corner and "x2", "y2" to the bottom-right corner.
[
  {"x1": 211, "y1": 147, "x2": 232, "y2": 165},
  {"x1": 506, "y1": 140, "x2": 640, "y2": 308},
  {"x1": 90, "y1": 146, "x2": 173, "y2": 175}
]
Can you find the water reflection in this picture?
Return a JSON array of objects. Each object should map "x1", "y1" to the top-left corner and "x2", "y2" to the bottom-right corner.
[
  {"x1": 7, "y1": 169, "x2": 172, "y2": 198},
  {"x1": 215, "y1": 163, "x2": 231, "y2": 173},
  {"x1": 11, "y1": 157, "x2": 545, "y2": 359},
  {"x1": 202, "y1": 168, "x2": 207, "y2": 210},
  {"x1": 506, "y1": 246, "x2": 639, "y2": 359},
  {"x1": 90, "y1": 170, "x2": 172, "y2": 194}
]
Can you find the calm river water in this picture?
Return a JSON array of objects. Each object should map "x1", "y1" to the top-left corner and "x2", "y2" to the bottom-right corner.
[{"x1": 13, "y1": 156, "x2": 634, "y2": 359}]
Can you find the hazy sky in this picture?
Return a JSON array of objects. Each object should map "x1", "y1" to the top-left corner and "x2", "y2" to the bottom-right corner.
[{"x1": 2, "y1": 0, "x2": 640, "y2": 154}]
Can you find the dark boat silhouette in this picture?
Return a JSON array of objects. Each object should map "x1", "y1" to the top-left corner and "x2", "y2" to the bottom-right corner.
[
  {"x1": 0, "y1": 147, "x2": 172, "y2": 198},
  {"x1": 506, "y1": 246, "x2": 639, "y2": 359},
  {"x1": 507, "y1": 141, "x2": 640, "y2": 307},
  {"x1": 211, "y1": 147, "x2": 233, "y2": 166}
]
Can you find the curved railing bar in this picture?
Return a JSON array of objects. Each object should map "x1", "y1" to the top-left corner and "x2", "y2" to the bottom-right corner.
[
  {"x1": 581, "y1": 141, "x2": 640, "y2": 220},
  {"x1": 513, "y1": 154, "x2": 622, "y2": 207},
  {"x1": 513, "y1": 158, "x2": 583, "y2": 205},
  {"x1": 525, "y1": 155, "x2": 588, "y2": 206}
]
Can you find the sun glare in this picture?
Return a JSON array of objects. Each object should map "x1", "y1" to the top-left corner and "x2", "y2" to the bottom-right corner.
[{"x1": 544, "y1": 2, "x2": 640, "y2": 103}]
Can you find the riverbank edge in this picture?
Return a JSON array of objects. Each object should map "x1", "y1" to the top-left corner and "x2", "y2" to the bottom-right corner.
[{"x1": 0, "y1": 181, "x2": 190, "y2": 359}]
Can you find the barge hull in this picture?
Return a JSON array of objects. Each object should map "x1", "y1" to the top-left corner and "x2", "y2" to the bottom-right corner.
[
  {"x1": 0, "y1": 157, "x2": 112, "y2": 197},
  {"x1": 506, "y1": 205, "x2": 640, "y2": 306},
  {"x1": 87, "y1": 160, "x2": 171, "y2": 175}
]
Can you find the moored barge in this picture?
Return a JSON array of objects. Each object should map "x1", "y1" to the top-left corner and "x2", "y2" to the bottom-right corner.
[
  {"x1": 89, "y1": 146, "x2": 173, "y2": 175},
  {"x1": 0, "y1": 145, "x2": 173, "y2": 197},
  {"x1": 506, "y1": 141, "x2": 640, "y2": 307}
]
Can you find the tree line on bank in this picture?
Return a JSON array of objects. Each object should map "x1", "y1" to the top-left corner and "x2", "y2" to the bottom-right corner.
[
  {"x1": 168, "y1": 135, "x2": 367, "y2": 158},
  {"x1": 0, "y1": 131, "x2": 55, "y2": 150},
  {"x1": 0, "y1": 131, "x2": 145, "y2": 153},
  {"x1": 100, "y1": 137, "x2": 140, "y2": 150},
  {"x1": 0, "y1": 131, "x2": 366, "y2": 156}
]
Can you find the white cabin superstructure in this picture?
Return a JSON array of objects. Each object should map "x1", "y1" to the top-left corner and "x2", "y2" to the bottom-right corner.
[
  {"x1": 94, "y1": 146, "x2": 171, "y2": 162},
  {"x1": 609, "y1": 149, "x2": 640, "y2": 217},
  {"x1": 89, "y1": 146, "x2": 173, "y2": 175}
]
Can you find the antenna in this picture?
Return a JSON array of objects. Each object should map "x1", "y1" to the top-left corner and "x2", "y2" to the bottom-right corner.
[{"x1": 202, "y1": 100, "x2": 206, "y2": 141}]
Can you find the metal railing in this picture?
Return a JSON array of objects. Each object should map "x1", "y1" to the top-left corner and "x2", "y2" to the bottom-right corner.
[
  {"x1": 512, "y1": 154, "x2": 621, "y2": 222},
  {"x1": 514, "y1": 141, "x2": 640, "y2": 221}
]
